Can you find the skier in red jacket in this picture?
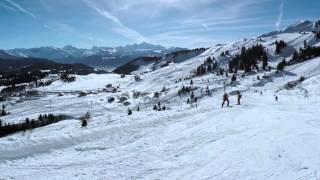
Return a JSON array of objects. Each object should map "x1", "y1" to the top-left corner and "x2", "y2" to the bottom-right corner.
[{"x1": 221, "y1": 92, "x2": 230, "y2": 107}]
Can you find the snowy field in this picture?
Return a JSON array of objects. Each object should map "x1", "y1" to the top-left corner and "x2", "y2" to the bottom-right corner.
[
  {"x1": 1, "y1": 57, "x2": 320, "y2": 179},
  {"x1": 1, "y1": 26, "x2": 320, "y2": 179}
]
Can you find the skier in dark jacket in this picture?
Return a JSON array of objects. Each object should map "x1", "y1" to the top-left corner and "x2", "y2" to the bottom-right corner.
[
  {"x1": 237, "y1": 91, "x2": 242, "y2": 105},
  {"x1": 221, "y1": 92, "x2": 230, "y2": 107}
]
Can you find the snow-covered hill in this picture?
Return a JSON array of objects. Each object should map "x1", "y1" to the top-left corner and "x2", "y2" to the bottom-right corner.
[
  {"x1": 113, "y1": 48, "x2": 207, "y2": 75},
  {"x1": 261, "y1": 20, "x2": 320, "y2": 37},
  {"x1": 1, "y1": 20, "x2": 320, "y2": 179}
]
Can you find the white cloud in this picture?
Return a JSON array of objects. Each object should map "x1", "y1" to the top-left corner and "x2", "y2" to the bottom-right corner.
[
  {"x1": 82, "y1": 0, "x2": 149, "y2": 43},
  {"x1": 0, "y1": 2, "x2": 18, "y2": 13},
  {"x1": 5, "y1": 0, "x2": 37, "y2": 19},
  {"x1": 39, "y1": 0, "x2": 52, "y2": 12},
  {"x1": 150, "y1": 33, "x2": 216, "y2": 48},
  {"x1": 43, "y1": 24, "x2": 57, "y2": 32},
  {"x1": 105, "y1": 0, "x2": 272, "y2": 47},
  {"x1": 201, "y1": 23, "x2": 209, "y2": 30},
  {"x1": 276, "y1": 2, "x2": 284, "y2": 31}
]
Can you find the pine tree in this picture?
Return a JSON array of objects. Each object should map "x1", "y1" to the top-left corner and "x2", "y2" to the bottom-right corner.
[
  {"x1": 1, "y1": 109, "x2": 6, "y2": 116},
  {"x1": 206, "y1": 57, "x2": 213, "y2": 64},
  {"x1": 207, "y1": 64, "x2": 212, "y2": 72},
  {"x1": 219, "y1": 69, "x2": 224, "y2": 76},
  {"x1": 277, "y1": 59, "x2": 287, "y2": 71},
  {"x1": 262, "y1": 53, "x2": 268, "y2": 69},
  {"x1": 48, "y1": 114, "x2": 55, "y2": 122},
  {"x1": 275, "y1": 40, "x2": 287, "y2": 54},
  {"x1": 229, "y1": 45, "x2": 267, "y2": 72},
  {"x1": 317, "y1": 32, "x2": 320, "y2": 40},
  {"x1": 292, "y1": 51, "x2": 298, "y2": 61},
  {"x1": 25, "y1": 118, "x2": 30, "y2": 124}
]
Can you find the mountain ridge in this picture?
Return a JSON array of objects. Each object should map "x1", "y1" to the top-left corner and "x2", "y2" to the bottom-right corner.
[{"x1": 4, "y1": 42, "x2": 186, "y2": 71}]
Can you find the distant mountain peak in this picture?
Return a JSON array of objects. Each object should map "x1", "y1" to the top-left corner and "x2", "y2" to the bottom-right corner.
[
  {"x1": 3, "y1": 43, "x2": 186, "y2": 71},
  {"x1": 121, "y1": 42, "x2": 166, "y2": 51},
  {"x1": 260, "y1": 19, "x2": 320, "y2": 37},
  {"x1": 0, "y1": 50, "x2": 17, "y2": 59},
  {"x1": 63, "y1": 45, "x2": 77, "y2": 50},
  {"x1": 282, "y1": 19, "x2": 315, "y2": 33}
]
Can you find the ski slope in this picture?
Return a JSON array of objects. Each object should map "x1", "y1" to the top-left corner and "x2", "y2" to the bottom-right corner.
[
  {"x1": 1, "y1": 76, "x2": 320, "y2": 179},
  {"x1": 1, "y1": 20, "x2": 320, "y2": 179}
]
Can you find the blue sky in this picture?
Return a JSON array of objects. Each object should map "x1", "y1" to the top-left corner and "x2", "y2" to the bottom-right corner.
[{"x1": 0, "y1": 0, "x2": 319, "y2": 49}]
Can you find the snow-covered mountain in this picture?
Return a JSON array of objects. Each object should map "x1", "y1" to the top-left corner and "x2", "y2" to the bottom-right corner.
[
  {"x1": 2, "y1": 20, "x2": 320, "y2": 179},
  {"x1": 5, "y1": 43, "x2": 186, "y2": 71},
  {"x1": 261, "y1": 20, "x2": 320, "y2": 37},
  {"x1": 0, "y1": 50, "x2": 18, "y2": 59},
  {"x1": 283, "y1": 20, "x2": 320, "y2": 33},
  {"x1": 8, "y1": 46, "x2": 74, "y2": 60},
  {"x1": 113, "y1": 48, "x2": 207, "y2": 74}
]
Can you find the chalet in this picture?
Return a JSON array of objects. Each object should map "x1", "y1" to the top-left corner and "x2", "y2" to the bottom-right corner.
[{"x1": 105, "y1": 84, "x2": 117, "y2": 93}]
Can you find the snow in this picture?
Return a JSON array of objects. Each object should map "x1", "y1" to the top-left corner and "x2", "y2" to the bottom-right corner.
[
  {"x1": 288, "y1": 57, "x2": 320, "y2": 77},
  {"x1": 1, "y1": 21, "x2": 320, "y2": 179},
  {"x1": 102, "y1": 56, "x2": 116, "y2": 60},
  {"x1": 0, "y1": 86, "x2": 5, "y2": 92},
  {"x1": 36, "y1": 74, "x2": 132, "y2": 92},
  {"x1": 1, "y1": 54, "x2": 320, "y2": 179},
  {"x1": 1, "y1": 71, "x2": 320, "y2": 179}
]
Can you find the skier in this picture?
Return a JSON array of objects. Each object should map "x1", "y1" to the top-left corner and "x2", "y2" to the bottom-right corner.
[
  {"x1": 191, "y1": 91, "x2": 195, "y2": 99},
  {"x1": 194, "y1": 97, "x2": 198, "y2": 108},
  {"x1": 236, "y1": 91, "x2": 242, "y2": 105},
  {"x1": 221, "y1": 92, "x2": 230, "y2": 107},
  {"x1": 275, "y1": 95, "x2": 278, "y2": 102}
]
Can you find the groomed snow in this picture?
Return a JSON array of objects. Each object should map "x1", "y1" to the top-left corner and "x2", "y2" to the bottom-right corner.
[{"x1": 36, "y1": 74, "x2": 132, "y2": 92}]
